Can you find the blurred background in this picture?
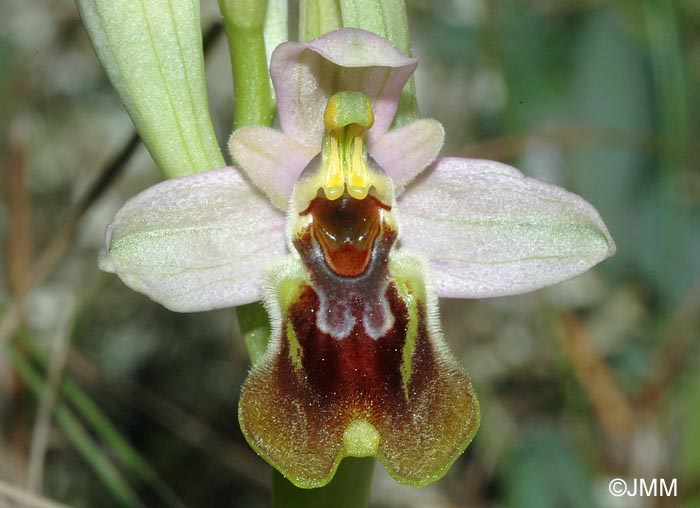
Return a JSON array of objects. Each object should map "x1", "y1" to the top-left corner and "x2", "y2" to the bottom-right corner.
[{"x1": 1, "y1": 0, "x2": 698, "y2": 507}]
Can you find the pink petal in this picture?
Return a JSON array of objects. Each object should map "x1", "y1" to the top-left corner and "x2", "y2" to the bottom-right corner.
[
  {"x1": 99, "y1": 167, "x2": 286, "y2": 311},
  {"x1": 369, "y1": 119, "x2": 444, "y2": 195},
  {"x1": 271, "y1": 28, "x2": 418, "y2": 148},
  {"x1": 398, "y1": 157, "x2": 616, "y2": 298},
  {"x1": 229, "y1": 127, "x2": 318, "y2": 210}
]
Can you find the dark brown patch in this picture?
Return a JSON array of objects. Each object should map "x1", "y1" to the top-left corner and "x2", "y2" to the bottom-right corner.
[
  {"x1": 286, "y1": 283, "x2": 409, "y2": 408},
  {"x1": 239, "y1": 278, "x2": 479, "y2": 485}
]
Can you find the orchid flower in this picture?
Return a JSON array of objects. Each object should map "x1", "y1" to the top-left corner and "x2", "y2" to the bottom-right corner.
[{"x1": 99, "y1": 29, "x2": 615, "y2": 488}]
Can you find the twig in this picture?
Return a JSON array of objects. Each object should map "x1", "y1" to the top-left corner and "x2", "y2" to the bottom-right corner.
[
  {"x1": 0, "y1": 130, "x2": 140, "y2": 352},
  {"x1": 24, "y1": 132, "x2": 141, "y2": 296},
  {"x1": 0, "y1": 479, "x2": 76, "y2": 508},
  {"x1": 557, "y1": 313, "x2": 635, "y2": 445},
  {"x1": 0, "y1": 301, "x2": 21, "y2": 350},
  {"x1": 3, "y1": 123, "x2": 34, "y2": 296},
  {"x1": 26, "y1": 301, "x2": 77, "y2": 492}
]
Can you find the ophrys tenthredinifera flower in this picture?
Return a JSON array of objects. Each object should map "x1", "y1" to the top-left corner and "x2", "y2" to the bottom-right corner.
[{"x1": 99, "y1": 29, "x2": 615, "y2": 488}]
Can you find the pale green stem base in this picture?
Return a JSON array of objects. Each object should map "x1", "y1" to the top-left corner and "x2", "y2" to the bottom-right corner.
[{"x1": 272, "y1": 458, "x2": 375, "y2": 508}]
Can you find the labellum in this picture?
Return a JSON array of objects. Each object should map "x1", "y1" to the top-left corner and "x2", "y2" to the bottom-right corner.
[{"x1": 239, "y1": 92, "x2": 480, "y2": 488}]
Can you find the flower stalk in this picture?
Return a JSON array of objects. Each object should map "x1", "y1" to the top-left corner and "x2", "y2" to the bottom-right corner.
[
  {"x1": 272, "y1": 458, "x2": 374, "y2": 508},
  {"x1": 218, "y1": 0, "x2": 278, "y2": 129}
]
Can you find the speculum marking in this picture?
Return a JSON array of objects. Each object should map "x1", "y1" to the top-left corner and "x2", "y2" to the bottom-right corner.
[{"x1": 302, "y1": 194, "x2": 389, "y2": 278}]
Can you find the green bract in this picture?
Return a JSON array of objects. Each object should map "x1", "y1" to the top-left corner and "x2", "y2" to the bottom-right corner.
[{"x1": 76, "y1": 0, "x2": 224, "y2": 177}]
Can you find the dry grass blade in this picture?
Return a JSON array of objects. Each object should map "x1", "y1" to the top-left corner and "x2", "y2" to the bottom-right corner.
[
  {"x1": 0, "y1": 480, "x2": 76, "y2": 508},
  {"x1": 556, "y1": 313, "x2": 635, "y2": 446},
  {"x1": 18, "y1": 336, "x2": 188, "y2": 508},
  {"x1": 67, "y1": 351, "x2": 271, "y2": 490},
  {"x1": 9, "y1": 345, "x2": 144, "y2": 508},
  {"x1": 3, "y1": 124, "x2": 34, "y2": 297},
  {"x1": 26, "y1": 302, "x2": 76, "y2": 493}
]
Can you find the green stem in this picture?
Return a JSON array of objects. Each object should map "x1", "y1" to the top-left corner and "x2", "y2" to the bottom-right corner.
[
  {"x1": 219, "y1": 0, "x2": 276, "y2": 130},
  {"x1": 272, "y1": 458, "x2": 375, "y2": 508}
]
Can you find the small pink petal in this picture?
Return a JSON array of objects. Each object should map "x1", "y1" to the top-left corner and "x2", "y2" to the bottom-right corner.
[
  {"x1": 271, "y1": 28, "x2": 418, "y2": 148},
  {"x1": 369, "y1": 119, "x2": 444, "y2": 195},
  {"x1": 229, "y1": 127, "x2": 318, "y2": 209},
  {"x1": 99, "y1": 167, "x2": 286, "y2": 311},
  {"x1": 398, "y1": 157, "x2": 616, "y2": 298}
]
